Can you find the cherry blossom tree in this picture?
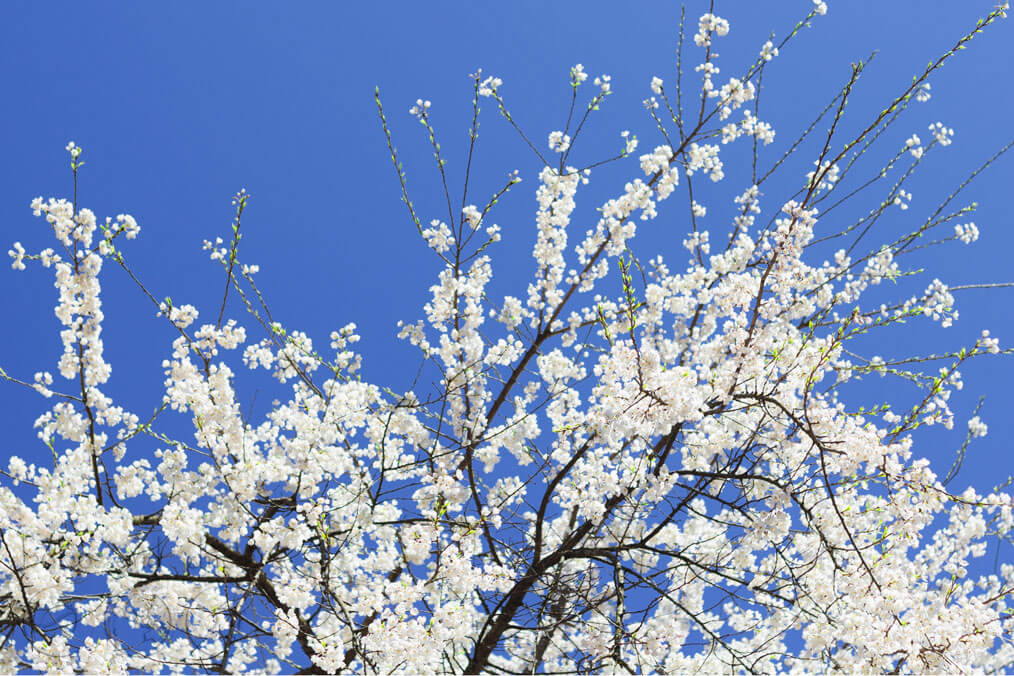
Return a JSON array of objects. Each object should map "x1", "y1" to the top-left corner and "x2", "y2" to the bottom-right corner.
[{"x1": 3, "y1": 2, "x2": 1014, "y2": 673}]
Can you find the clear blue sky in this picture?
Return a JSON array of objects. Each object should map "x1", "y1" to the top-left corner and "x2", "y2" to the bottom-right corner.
[{"x1": 1, "y1": 0, "x2": 1012, "y2": 658}]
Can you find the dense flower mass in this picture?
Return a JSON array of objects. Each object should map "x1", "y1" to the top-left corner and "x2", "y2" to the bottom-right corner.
[{"x1": 1, "y1": 4, "x2": 1013, "y2": 674}]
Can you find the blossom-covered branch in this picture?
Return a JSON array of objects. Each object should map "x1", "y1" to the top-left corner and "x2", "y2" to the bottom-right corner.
[{"x1": 2, "y1": 2, "x2": 1013, "y2": 673}]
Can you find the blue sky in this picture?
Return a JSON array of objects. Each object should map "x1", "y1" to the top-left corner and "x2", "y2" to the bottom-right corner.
[{"x1": 1, "y1": 0, "x2": 1013, "y2": 661}]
